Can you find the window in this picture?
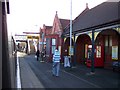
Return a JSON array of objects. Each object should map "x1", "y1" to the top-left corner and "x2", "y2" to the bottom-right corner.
[
  {"x1": 52, "y1": 39, "x2": 56, "y2": 54},
  {"x1": 96, "y1": 46, "x2": 101, "y2": 58},
  {"x1": 109, "y1": 36, "x2": 112, "y2": 46},
  {"x1": 112, "y1": 46, "x2": 118, "y2": 60},
  {"x1": 52, "y1": 39, "x2": 56, "y2": 45},
  {"x1": 105, "y1": 36, "x2": 108, "y2": 46},
  {"x1": 52, "y1": 46, "x2": 56, "y2": 54}
]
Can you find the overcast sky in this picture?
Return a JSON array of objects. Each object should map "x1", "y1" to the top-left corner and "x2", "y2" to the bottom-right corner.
[{"x1": 7, "y1": 0, "x2": 108, "y2": 35}]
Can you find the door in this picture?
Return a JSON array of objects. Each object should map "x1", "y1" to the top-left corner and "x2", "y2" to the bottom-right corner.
[
  {"x1": 95, "y1": 45, "x2": 104, "y2": 67},
  {"x1": 86, "y1": 45, "x2": 104, "y2": 67},
  {"x1": 104, "y1": 36, "x2": 112, "y2": 68}
]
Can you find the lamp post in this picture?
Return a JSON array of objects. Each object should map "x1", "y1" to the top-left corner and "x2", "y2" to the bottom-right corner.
[
  {"x1": 70, "y1": 0, "x2": 72, "y2": 67},
  {"x1": 91, "y1": 30, "x2": 95, "y2": 74}
]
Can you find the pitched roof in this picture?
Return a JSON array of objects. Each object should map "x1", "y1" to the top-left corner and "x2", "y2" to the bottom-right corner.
[
  {"x1": 45, "y1": 26, "x2": 52, "y2": 29},
  {"x1": 73, "y1": 3, "x2": 89, "y2": 23},
  {"x1": 64, "y1": 4, "x2": 89, "y2": 32},
  {"x1": 64, "y1": 1, "x2": 120, "y2": 34},
  {"x1": 40, "y1": 25, "x2": 52, "y2": 35},
  {"x1": 59, "y1": 19, "x2": 70, "y2": 29}
]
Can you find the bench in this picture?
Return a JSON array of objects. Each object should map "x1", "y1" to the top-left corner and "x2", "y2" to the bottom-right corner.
[{"x1": 112, "y1": 61, "x2": 120, "y2": 72}]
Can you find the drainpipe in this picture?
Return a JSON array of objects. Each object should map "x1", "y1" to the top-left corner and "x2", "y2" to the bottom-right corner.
[{"x1": 91, "y1": 30, "x2": 95, "y2": 73}]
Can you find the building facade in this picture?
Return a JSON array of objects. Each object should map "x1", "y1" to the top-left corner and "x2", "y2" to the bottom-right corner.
[
  {"x1": 63, "y1": 1, "x2": 120, "y2": 70},
  {"x1": 40, "y1": 12, "x2": 70, "y2": 62}
]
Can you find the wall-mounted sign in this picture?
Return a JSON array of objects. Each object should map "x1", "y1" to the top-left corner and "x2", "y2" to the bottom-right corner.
[
  {"x1": 27, "y1": 36, "x2": 39, "y2": 39},
  {"x1": 15, "y1": 35, "x2": 27, "y2": 41},
  {"x1": 69, "y1": 46, "x2": 74, "y2": 55}
]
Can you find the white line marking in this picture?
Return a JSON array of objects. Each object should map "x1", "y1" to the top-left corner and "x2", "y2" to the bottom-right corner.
[
  {"x1": 16, "y1": 52, "x2": 21, "y2": 89},
  {"x1": 61, "y1": 69, "x2": 101, "y2": 88}
]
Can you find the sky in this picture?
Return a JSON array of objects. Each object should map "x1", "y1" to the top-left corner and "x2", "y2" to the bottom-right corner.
[{"x1": 7, "y1": 0, "x2": 108, "y2": 35}]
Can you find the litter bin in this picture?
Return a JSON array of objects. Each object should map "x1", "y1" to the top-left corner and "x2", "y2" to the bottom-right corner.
[{"x1": 64, "y1": 56, "x2": 70, "y2": 67}]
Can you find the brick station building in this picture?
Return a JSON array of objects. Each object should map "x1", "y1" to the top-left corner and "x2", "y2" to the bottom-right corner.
[
  {"x1": 63, "y1": 1, "x2": 120, "y2": 70},
  {"x1": 39, "y1": 12, "x2": 70, "y2": 62}
]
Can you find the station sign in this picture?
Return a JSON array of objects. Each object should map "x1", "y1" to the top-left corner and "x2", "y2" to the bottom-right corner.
[
  {"x1": 27, "y1": 36, "x2": 39, "y2": 39},
  {"x1": 14, "y1": 35, "x2": 27, "y2": 41}
]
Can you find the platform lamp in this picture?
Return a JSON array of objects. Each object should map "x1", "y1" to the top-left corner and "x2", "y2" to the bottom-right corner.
[{"x1": 69, "y1": 0, "x2": 73, "y2": 67}]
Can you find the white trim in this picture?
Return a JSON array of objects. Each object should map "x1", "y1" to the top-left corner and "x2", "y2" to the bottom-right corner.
[
  {"x1": 16, "y1": 53, "x2": 21, "y2": 89},
  {"x1": 65, "y1": 24, "x2": 120, "y2": 37},
  {"x1": 75, "y1": 24, "x2": 120, "y2": 36},
  {"x1": 95, "y1": 24, "x2": 120, "y2": 32},
  {"x1": 61, "y1": 70, "x2": 101, "y2": 88},
  {"x1": 76, "y1": 31, "x2": 92, "y2": 36}
]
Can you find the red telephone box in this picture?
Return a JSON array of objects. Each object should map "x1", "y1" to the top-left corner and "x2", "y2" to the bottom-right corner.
[{"x1": 86, "y1": 45, "x2": 104, "y2": 67}]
